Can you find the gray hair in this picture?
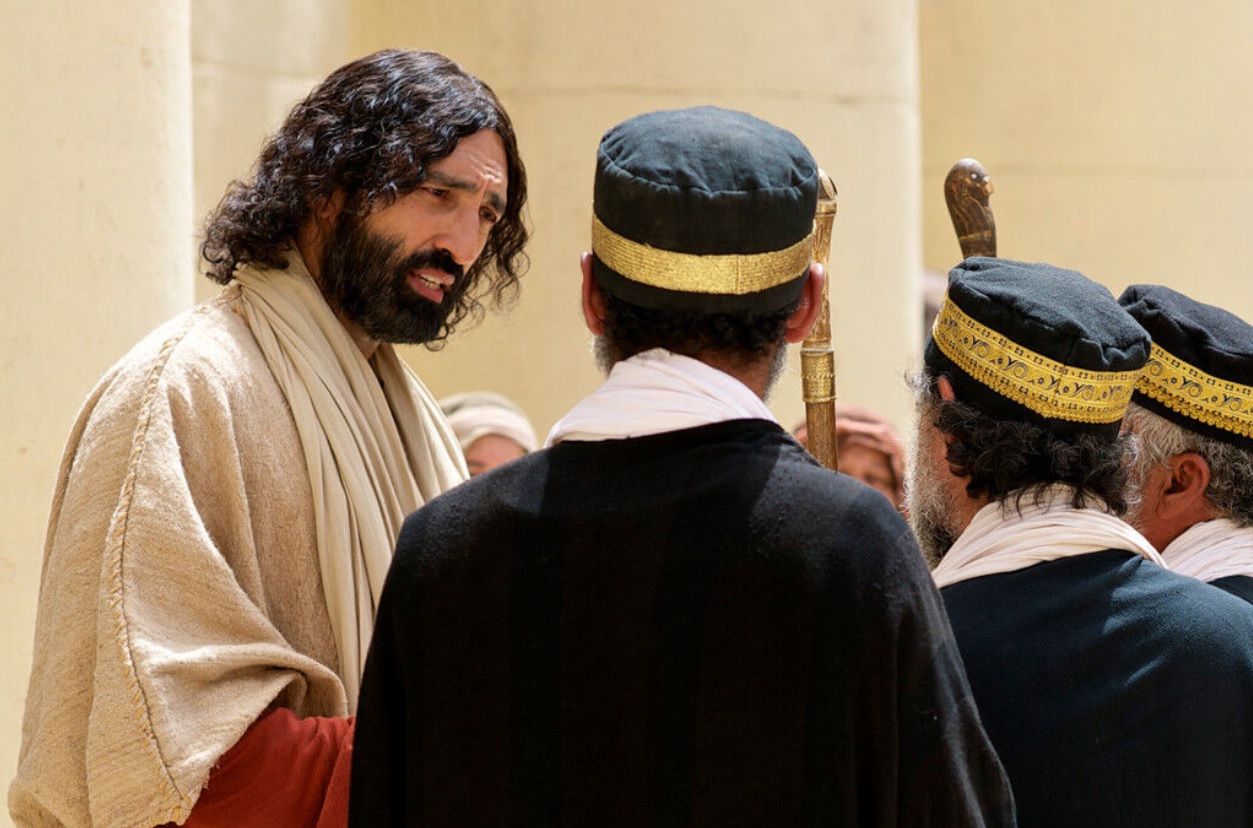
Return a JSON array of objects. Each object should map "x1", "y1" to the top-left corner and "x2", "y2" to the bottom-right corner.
[{"x1": 1124, "y1": 402, "x2": 1253, "y2": 527}]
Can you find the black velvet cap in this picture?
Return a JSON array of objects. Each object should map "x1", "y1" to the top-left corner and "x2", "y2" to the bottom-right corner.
[
  {"x1": 924, "y1": 257, "x2": 1150, "y2": 441},
  {"x1": 1118, "y1": 284, "x2": 1253, "y2": 450},
  {"x1": 591, "y1": 106, "x2": 818, "y2": 313}
]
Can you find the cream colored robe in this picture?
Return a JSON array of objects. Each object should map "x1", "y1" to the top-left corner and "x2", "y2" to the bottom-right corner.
[{"x1": 10, "y1": 277, "x2": 464, "y2": 827}]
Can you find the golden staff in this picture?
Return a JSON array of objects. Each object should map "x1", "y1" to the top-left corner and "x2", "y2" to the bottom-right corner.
[
  {"x1": 801, "y1": 169, "x2": 839, "y2": 470},
  {"x1": 944, "y1": 158, "x2": 997, "y2": 259}
]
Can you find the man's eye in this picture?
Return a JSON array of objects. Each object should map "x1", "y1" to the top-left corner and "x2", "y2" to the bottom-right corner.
[
  {"x1": 424, "y1": 186, "x2": 449, "y2": 198},
  {"x1": 481, "y1": 208, "x2": 500, "y2": 225}
]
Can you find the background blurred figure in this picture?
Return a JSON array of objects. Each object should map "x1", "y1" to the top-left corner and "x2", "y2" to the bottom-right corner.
[
  {"x1": 793, "y1": 403, "x2": 906, "y2": 507},
  {"x1": 440, "y1": 391, "x2": 540, "y2": 475}
]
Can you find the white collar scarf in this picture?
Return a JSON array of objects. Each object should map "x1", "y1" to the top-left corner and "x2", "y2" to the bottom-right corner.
[
  {"x1": 235, "y1": 251, "x2": 466, "y2": 709},
  {"x1": 1162, "y1": 518, "x2": 1253, "y2": 582},
  {"x1": 932, "y1": 485, "x2": 1166, "y2": 589},
  {"x1": 546, "y1": 348, "x2": 776, "y2": 445}
]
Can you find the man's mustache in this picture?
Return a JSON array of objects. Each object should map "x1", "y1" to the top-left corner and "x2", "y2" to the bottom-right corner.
[{"x1": 398, "y1": 249, "x2": 464, "y2": 281}]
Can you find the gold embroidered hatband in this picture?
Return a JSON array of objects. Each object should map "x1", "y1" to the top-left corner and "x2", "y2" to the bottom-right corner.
[
  {"x1": 932, "y1": 295, "x2": 1140, "y2": 424},
  {"x1": 592, "y1": 215, "x2": 813, "y2": 295},
  {"x1": 1137, "y1": 344, "x2": 1253, "y2": 439}
]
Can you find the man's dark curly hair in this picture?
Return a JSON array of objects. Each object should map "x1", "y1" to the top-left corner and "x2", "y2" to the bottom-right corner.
[
  {"x1": 201, "y1": 48, "x2": 528, "y2": 315},
  {"x1": 913, "y1": 371, "x2": 1136, "y2": 514},
  {"x1": 597, "y1": 288, "x2": 799, "y2": 368}
]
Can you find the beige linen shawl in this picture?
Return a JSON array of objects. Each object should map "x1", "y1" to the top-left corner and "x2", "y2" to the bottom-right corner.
[
  {"x1": 236, "y1": 253, "x2": 466, "y2": 705},
  {"x1": 10, "y1": 256, "x2": 464, "y2": 828}
]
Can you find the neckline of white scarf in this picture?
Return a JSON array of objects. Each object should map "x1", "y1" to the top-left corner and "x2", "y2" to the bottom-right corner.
[
  {"x1": 933, "y1": 484, "x2": 1165, "y2": 589},
  {"x1": 546, "y1": 348, "x2": 776, "y2": 445},
  {"x1": 1162, "y1": 518, "x2": 1253, "y2": 582}
]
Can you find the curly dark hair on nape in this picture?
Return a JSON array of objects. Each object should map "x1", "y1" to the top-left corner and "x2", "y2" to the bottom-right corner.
[
  {"x1": 912, "y1": 372, "x2": 1136, "y2": 515},
  {"x1": 597, "y1": 289, "x2": 799, "y2": 368},
  {"x1": 200, "y1": 48, "x2": 528, "y2": 308}
]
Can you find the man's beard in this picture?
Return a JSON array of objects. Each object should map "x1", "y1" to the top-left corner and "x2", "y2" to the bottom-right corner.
[
  {"x1": 318, "y1": 213, "x2": 469, "y2": 345},
  {"x1": 904, "y1": 426, "x2": 960, "y2": 568}
]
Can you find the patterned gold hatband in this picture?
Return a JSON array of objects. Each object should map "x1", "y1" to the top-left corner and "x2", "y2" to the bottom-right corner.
[
  {"x1": 1137, "y1": 344, "x2": 1253, "y2": 439},
  {"x1": 932, "y1": 295, "x2": 1141, "y2": 424},
  {"x1": 592, "y1": 215, "x2": 813, "y2": 295}
]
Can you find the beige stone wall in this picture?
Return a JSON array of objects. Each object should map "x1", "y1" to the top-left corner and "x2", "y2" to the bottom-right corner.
[
  {"x1": 192, "y1": 0, "x2": 352, "y2": 301},
  {"x1": 354, "y1": 0, "x2": 925, "y2": 440},
  {"x1": 0, "y1": 4, "x2": 194, "y2": 824},
  {"x1": 921, "y1": 1, "x2": 1253, "y2": 324}
]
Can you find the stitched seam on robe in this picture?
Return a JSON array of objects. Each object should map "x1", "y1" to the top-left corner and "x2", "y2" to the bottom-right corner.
[{"x1": 104, "y1": 302, "x2": 217, "y2": 825}]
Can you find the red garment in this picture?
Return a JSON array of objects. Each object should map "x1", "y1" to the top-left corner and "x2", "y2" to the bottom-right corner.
[{"x1": 161, "y1": 709, "x2": 353, "y2": 828}]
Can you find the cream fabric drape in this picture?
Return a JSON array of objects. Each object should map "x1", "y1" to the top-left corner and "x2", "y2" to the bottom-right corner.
[{"x1": 236, "y1": 252, "x2": 466, "y2": 706}]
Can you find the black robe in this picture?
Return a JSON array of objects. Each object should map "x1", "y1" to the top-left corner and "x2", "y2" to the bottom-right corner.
[
  {"x1": 942, "y1": 550, "x2": 1253, "y2": 828},
  {"x1": 351, "y1": 419, "x2": 1016, "y2": 827},
  {"x1": 1213, "y1": 574, "x2": 1253, "y2": 605}
]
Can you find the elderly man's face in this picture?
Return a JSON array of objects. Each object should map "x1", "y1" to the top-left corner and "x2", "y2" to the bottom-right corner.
[
  {"x1": 905, "y1": 415, "x2": 962, "y2": 567},
  {"x1": 319, "y1": 129, "x2": 508, "y2": 344}
]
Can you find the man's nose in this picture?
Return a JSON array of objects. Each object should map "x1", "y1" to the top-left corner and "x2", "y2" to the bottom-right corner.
[{"x1": 436, "y1": 206, "x2": 488, "y2": 269}]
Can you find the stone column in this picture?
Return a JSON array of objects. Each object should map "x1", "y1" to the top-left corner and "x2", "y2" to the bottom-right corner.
[
  {"x1": 191, "y1": 0, "x2": 351, "y2": 301},
  {"x1": 354, "y1": 0, "x2": 924, "y2": 439},
  {"x1": 0, "y1": 4, "x2": 192, "y2": 818}
]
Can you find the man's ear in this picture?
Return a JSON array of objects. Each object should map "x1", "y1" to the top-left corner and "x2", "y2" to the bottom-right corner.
[
  {"x1": 1159, "y1": 452, "x2": 1216, "y2": 522},
  {"x1": 937, "y1": 375, "x2": 957, "y2": 402},
  {"x1": 581, "y1": 252, "x2": 607, "y2": 336},
  {"x1": 297, "y1": 190, "x2": 347, "y2": 283},
  {"x1": 315, "y1": 190, "x2": 344, "y2": 221},
  {"x1": 784, "y1": 263, "x2": 826, "y2": 344}
]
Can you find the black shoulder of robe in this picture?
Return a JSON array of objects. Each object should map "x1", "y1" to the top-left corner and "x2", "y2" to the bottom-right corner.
[
  {"x1": 352, "y1": 419, "x2": 1016, "y2": 827},
  {"x1": 943, "y1": 550, "x2": 1253, "y2": 828},
  {"x1": 1212, "y1": 573, "x2": 1253, "y2": 605}
]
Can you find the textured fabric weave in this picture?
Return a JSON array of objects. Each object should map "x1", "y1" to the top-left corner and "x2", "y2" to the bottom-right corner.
[
  {"x1": 11, "y1": 263, "x2": 461, "y2": 828},
  {"x1": 1161, "y1": 517, "x2": 1253, "y2": 582},
  {"x1": 353, "y1": 420, "x2": 1017, "y2": 827}
]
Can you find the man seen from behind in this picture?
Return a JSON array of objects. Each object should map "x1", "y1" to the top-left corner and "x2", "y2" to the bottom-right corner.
[
  {"x1": 350, "y1": 106, "x2": 1016, "y2": 827},
  {"x1": 909, "y1": 257, "x2": 1253, "y2": 827}
]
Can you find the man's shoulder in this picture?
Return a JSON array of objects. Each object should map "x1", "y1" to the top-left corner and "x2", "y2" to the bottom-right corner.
[
  {"x1": 949, "y1": 551, "x2": 1253, "y2": 664},
  {"x1": 389, "y1": 450, "x2": 549, "y2": 576},
  {"x1": 121, "y1": 290, "x2": 257, "y2": 372},
  {"x1": 401, "y1": 449, "x2": 549, "y2": 524},
  {"x1": 1212, "y1": 574, "x2": 1253, "y2": 605},
  {"x1": 99, "y1": 291, "x2": 270, "y2": 401},
  {"x1": 1139, "y1": 562, "x2": 1253, "y2": 641},
  {"x1": 72, "y1": 290, "x2": 281, "y2": 449}
]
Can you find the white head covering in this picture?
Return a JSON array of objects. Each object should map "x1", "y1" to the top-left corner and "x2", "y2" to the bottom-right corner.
[{"x1": 440, "y1": 391, "x2": 539, "y2": 453}]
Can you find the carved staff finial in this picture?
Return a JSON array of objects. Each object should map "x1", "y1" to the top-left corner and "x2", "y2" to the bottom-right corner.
[{"x1": 944, "y1": 158, "x2": 996, "y2": 259}]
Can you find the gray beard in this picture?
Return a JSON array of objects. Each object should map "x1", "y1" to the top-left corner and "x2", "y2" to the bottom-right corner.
[{"x1": 904, "y1": 432, "x2": 960, "y2": 568}]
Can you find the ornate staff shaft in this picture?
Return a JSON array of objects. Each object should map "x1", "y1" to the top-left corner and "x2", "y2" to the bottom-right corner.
[
  {"x1": 944, "y1": 158, "x2": 996, "y2": 259},
  {"x1": 802, "y1": 169, "x2": 839, "y2": 470}
]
